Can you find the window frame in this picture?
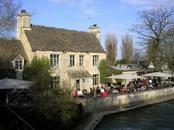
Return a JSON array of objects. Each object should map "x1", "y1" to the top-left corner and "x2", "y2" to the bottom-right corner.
[
  {"x1": 79, "y1": 55, "x2": 84, "y2": 66},
  {"x1": 50, "y1": 54, "x2": 59, "y2": 67},
  {"x1": 70, "y1": 55, "x2": 75, "y2": 67},
  {"x1": 92, "y1": 74, "x2": 99, "y2": 85},
  {"x1": 14, "y1": 59, "x2": 24, "y2": 71},
  {"x1": 50, "y1": 76, "x2": 60, "y2": 89},
  {"x1": 93, "y1": 55, "x2": 99, "y2": 66}
]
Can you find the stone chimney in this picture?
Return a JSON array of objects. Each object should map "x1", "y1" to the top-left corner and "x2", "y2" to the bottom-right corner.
[
  {"x1": 17, "y1": 10, "x2": 31, "y2": 39},
  {"x1": 89, "y1": 24, "x2": 101, "y2": 42}
]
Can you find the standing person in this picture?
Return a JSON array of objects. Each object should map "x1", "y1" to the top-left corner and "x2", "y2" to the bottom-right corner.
[
  {"x1": 149, "y1": 79, "x2": 153, "y2": 88},
  {"x1": 96, "y1": 86, "x2": 101, "y2": 96},
  {"x1": 73, "y1": 89, "x2": 78, "y2": 97},
  {"x1": 89, "y1": 88, "x2": 94, "y2": 96},
  {"x1": 110, "y1": 85, "x2": 115, "y2": 95}
]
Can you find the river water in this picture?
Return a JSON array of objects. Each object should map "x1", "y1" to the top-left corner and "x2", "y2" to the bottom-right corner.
[{"x1": 95, "y1": 100, "x2": 174, "y2": 130}]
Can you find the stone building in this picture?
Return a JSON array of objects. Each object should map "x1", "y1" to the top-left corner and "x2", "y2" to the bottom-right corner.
[{"x1": 15, "y1": 10, "x2": 106, "y2": 91}]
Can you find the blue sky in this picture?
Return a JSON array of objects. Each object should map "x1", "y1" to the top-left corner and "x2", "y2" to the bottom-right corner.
[{"x1": 16, "y1": 0, "x2": 174, "y2": 59}]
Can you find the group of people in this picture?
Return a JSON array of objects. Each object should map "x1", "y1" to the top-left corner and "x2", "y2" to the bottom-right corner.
[
  {"x1": 73, "y1": 86, "x2": 108, "y2": 97},
  {"x1": 73, "y1": 77, "x2": 173, "y2": 97},
  {"x1": 73, "y1": 88, "x2": 87, "y2": 97},
  {"x1": 110, "y1": 77, "x2": 170, "y2": 94}
]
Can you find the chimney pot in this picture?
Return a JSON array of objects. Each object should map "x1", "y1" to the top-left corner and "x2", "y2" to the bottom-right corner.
[
  {"x1": 89, "y1": 24, "x2": 101, "y2": 42},
  {"x1": 21, "y1": 9, "x2": 26, "y2": 13}
]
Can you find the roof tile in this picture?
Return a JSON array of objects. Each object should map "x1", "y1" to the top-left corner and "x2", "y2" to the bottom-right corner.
[{"x1": 25, "y1": 25, "x2": 105, "y2": 53}]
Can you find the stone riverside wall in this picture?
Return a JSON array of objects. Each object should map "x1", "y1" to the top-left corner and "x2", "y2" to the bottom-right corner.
[{"x1": 76, "y1": 87, "x2": 174, "y2": 113}]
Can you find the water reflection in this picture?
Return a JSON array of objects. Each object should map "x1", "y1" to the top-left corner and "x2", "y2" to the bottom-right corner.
[{"x1": 95, "y1": 100, "x2": 174, "y2": 130}]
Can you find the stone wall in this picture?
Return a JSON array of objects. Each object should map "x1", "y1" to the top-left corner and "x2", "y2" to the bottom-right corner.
[
  {"x1": 76, "y1": 87, "x2": 174, "y2": 112},
  {"x1": 34, "y1": 51, "x2": 106, "y2": 90}
]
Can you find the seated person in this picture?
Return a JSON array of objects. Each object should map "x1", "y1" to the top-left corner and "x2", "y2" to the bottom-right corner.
[
  {"x1": 82, "y1": 89, "x2": 88, "y2": 95},
  {"x1": 100, "y1": 87, "x2": 108, "y2": 97},
  {"x1": 112, "y1": 88, "x2": 119, "y2": 94},
  {"x1": 77, "y1": 89, "x2": 84, "y2": 97},
  {"x1": 148, "y1": 79, "x2": 153, "y2": 88},
  {"x1": 121, "y1": 86, "x2": 129, "y2": 93}
]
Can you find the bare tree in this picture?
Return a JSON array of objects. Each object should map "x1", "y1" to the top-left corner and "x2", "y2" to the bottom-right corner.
[
  {"x1": 105, "y1": 33, "x2": 117, "y2": 66},
  {"x1": 121, "y1": 33, "x2": 134, "y2": 63},
  {"x1": 162, "y1": 29, "x2": 174, "y2": 71},
  {"x1": 0, "y1": 0, "x2": 20, "y2": 37},
  {"x1": 133, "y1": 5, "x2": 174, "y2": 68}
]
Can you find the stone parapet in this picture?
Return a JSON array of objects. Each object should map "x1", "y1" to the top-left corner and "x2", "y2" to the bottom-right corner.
[{"x1": 76, "y1": 87, "x2": 174, "y2": 112}]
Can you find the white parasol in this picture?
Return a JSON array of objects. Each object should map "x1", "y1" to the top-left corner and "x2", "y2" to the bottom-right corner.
[
  {"x1": 142, "y1": 72, "x2": 173, "y2": 78},
  {"x1": 107, "y1": 74, "x2": 142, "y2": 80}
]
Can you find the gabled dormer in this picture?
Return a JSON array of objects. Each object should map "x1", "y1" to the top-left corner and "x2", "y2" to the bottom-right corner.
[{"x1": 12, "y1": 55, "x2": 25, "y2": 71}]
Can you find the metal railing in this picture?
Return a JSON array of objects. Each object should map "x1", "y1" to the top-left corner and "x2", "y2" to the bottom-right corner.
[{"x1": 6, "y1": 105, "x2": 35, "y2": 130}]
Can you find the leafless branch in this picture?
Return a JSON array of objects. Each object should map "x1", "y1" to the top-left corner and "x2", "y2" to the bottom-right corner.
[{"x1": 0, "y1": 0, "x2": 20, "y2": 38}]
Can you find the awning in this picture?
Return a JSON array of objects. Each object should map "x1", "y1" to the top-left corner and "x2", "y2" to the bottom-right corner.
[
  {"x1": 0, "y1": 78, "x2": 33, "y2": 90},
  {"x1": 67, "y1": 70, "x2": 91, "y2": 78}
]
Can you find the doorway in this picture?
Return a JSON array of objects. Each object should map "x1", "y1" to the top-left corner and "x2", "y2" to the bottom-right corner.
[{"x1": 76, "y1": 79, "x2": 80, "y2": 89}]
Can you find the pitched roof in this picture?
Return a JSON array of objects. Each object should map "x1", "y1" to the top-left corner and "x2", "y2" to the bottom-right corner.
[
  {"x1": 25, "y1": 25, "x2": 105, "y2": 53},
  {"x1": 0, "y1": 38, "x2": 27, "y2": 69}
]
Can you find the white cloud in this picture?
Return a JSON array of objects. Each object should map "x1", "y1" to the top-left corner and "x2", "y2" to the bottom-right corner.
[
  {"x1": 49, "y1": 0, "x2": 97, "y2": 17},
  {"x1": 84, "y1": 9, "x2": 96, "y2": 16},
  {"x1": 122, "y1": 0, "x2": 150, "y2": 7},
  {"x1": 121, "y1": 0, "x2": 174, "y2": 9},
  {"x1": 49, "y1": 0, "x2": 74, "y2": 4},
  {"x1": 80, "y1": 0, "x2": 97, "y2": 17}
]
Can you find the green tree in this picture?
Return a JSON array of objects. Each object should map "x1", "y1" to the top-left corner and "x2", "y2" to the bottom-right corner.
[
  {"x1": 23, "y1": 56, "x2": 77, "y2": 129},
  {"x1": 99, "y1": 59, "x2": 122, "y2": 84},
  {"x1": 115, "y1": 59, "x2": 127, "y2": 65},
  {"x1": 99, "y1": 59, "x2": 110, "y2": 83},
  {"x1": 23, "y1": 56, "x2": 50, "y2": 80},
  {"x1": 105, "y1": 33, "x2": 117, "y2": 66}
]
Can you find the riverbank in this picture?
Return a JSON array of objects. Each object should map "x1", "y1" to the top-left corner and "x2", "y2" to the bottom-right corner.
[
  {"x1": 75, "y1": 87, "x2": 174, "y2": 130},
  {"x1": 95, "y1": 100, "x2": 174, "y2": 130}
]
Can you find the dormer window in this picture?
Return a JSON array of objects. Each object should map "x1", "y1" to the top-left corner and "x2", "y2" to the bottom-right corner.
[
  {"x1": 15, "y1": 60, "x2": 23, "y2": 70},
  {"x1": 13, "y1": 55, "x2": 24, "y2": 71}
]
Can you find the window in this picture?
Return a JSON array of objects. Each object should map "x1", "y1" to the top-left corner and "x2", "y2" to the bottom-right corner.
[
  {"x1": 93, "y1": 55, "x2": 99, "y2": 66},
  {"x1": 79, "y1": 55, "x2": 84, "y2": 66},
  {"x1": 70, "y1": 55, "x2": 75, "y2": 67},
  {"x1": 92, "y1": 74, "x2": 99, "y2": 85},
  {"x1": 15, "y1": 60, "x2": 23, "y2": 70},
  {"x1": 50, "y1": 76, "x2": 59, "y2": 89},
  {"x1": 50, "y1": 54, "x2": 59, "y2": 67}
]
